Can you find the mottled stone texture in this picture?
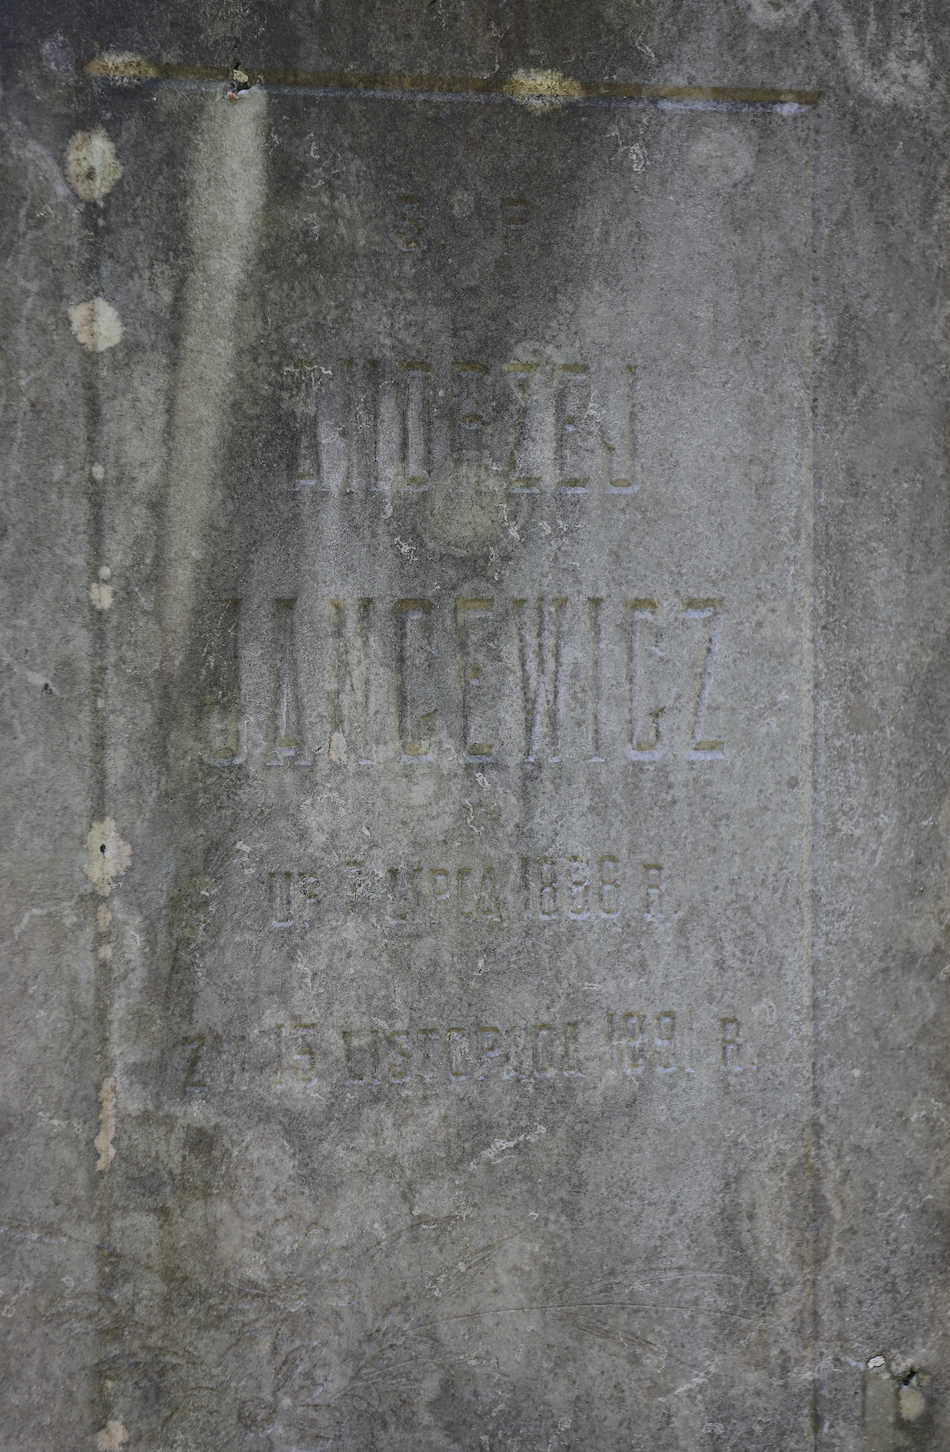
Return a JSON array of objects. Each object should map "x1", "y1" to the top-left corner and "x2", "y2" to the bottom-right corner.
[{"x1": 0, "y1": 3, "x2": 948, "y2": 1449}]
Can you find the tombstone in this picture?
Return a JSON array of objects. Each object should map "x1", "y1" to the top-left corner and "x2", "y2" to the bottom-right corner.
[{"x1": 1, "y1": 5, "x2": 948, "y2": 1450}]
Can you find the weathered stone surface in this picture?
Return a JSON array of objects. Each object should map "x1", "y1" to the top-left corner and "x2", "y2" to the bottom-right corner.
[{"x1": 1, "y1": 4, "x2": 948, "y2": 1450}]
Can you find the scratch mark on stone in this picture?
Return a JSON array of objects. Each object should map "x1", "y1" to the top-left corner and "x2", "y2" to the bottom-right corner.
[{"x1": 95, "y1": 1077, "x2": 116, "y2": 1171}]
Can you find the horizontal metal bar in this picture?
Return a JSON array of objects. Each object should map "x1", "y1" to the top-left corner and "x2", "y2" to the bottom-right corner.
[{"x1": 82, "y1": 57, "x2": 821, "y2": 109}]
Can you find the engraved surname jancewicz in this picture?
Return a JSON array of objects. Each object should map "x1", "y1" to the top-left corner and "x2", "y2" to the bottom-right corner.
[{"x1": 208, "y1": 593, "x2": 728, "y2": 767}]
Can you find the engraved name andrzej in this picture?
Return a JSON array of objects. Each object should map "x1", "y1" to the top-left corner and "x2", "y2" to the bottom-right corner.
[{"x1": 291, "y1": 354, "x2": 636, "y2": 496}]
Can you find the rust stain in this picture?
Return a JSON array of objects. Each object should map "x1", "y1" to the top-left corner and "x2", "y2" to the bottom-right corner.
[{"x1": 82, "y1": 55, "x2": 821, "y2": 106}]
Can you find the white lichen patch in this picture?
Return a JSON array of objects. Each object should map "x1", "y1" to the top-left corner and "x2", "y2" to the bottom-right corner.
[
  {"x1": 87, "y1": 50, "x2": 160, "y2": 80},
  {"x1": 94, "y1": 1077, "x2": 116, "y2": 1171},
  {"x1": 503, "y1": 68, "x2": 583, "y2": 111},
  {"x1": 86, "y1": 818, "x2": 132, "y2": 897},
  {"x1": 96, "y1": 1420, "x2": 128, "y2": 1451},
  {"x1": 65, "y1": 128, "x2": 123, "y2": 201},
  {"x1": 90, "y1": 581, "x2": 114, "y2": 610},
  {"x1": 899, "y1": 1384, "x2": 927, "y2": 1421},
  {"x1": 69, "y1": 297, "x2": 123, "y2": 353}
]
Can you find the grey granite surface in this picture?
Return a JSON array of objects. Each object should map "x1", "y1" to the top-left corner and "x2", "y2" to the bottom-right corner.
[{"x1": 1, "y1": 2, "x2": 948, "y2": 1448}]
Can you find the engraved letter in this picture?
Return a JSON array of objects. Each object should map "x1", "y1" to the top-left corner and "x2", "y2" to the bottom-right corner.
[
  {"x1": 268, "y1": 599, "x2": 310, "y2": 766},
  {"x1": 457, "y1": 867, "x2": 475, "y2": 919},
  {"x1": 476, "y1": 867, "x2": 502, "y2": 922},
  {"x1": 655, "y1": 1012, "x2": 677, "y2": 1073},
  {"x1": 394, "y1": 195, "x2": 427, "y2": 251},
  {"x1": 456, "y1": 598, "x2": 495, "y2": 761},
  {"x1": 501, "y1": 196, "x2": 529, "y2": 250},
  {"x1": 721, "y1": 1017, "x2": 742, "y2": 1072},
  {"x1": 538, "y1": 858, "x2": 558, "y2": 920},
  {"x1": 430, "y1": 868, "x2": 450, "y2": 924},
  {"x1": 343, "y1": 1029, "x2": 366, "y2": 1085},
  {"x1": 620, "y1": 1013, "x2": 646, "y2": 1074},
  {"x1": 514, "y1": 597, "x2": 567, "y2": 762},
  {"x1": 587, "y1": 597, "x2": 604, "y2": 762},
  {"x1": 387, "y1": 1029, "x2": 412, "y2": 1085},
  {"x1": 221, "y1": 1035, "x2": 248, "y2": 1092},
  {"x1": 599, "y1": 856, "x2": 620, "y2": 918},
  {"x1": 568, "y1": 858, "x2": 589, "y2": 920},
  {"x1": 556, "y1": 365, "x2": 591, "y2": 493},
  {"x1": 562, "y1": 1022, "x2": 584, "y2": 1075},
  {"x1": 532, "y1": 1024, "x2": 556, "y2": 1078},
  {"x1": 328, "y1": 597, "x2": 374, "y2": 764},
  {"x1": 299, "y1": 873, "x2": 321, "y2": 926},
  {"x1": 395, "y1": 599, "x2": 436, "y2": 757},
  {"x1": 292, "y1": 363, "x2": 327, "y2": 491},
  {"x1": 291, "y1": 1023, "x2": 317, "y2": 1084},
  {"x1": 644, "y1": 864, "x2": 664, "y2": 922},
  {"x1": 343, "y1": 861, "x2": 364, "y2": 923},
  {"x1": 476, "y1": 1026, "x2": 503, "y2": 1078},
  {"x1": 626, "y1": 598, "x2": 664, "y2": 761},
  {"x1": 446, "y1": 1028, "x2": 469, "y2": 1080},
  {"x1": 270, "y1": 871, "x2": 293, "y2": 928},
  {"x1": 503, "y1": 362, "x2": 542, "y2": 491},
  {"x1": 503, "y1": 1026, "x2": 524, "y2": 1080},
  {"x1": 453, "y1": 362, "x2": 490, "y2": 464},
  {"x1": 182, "y1": 1036, "x2": 208, "y2": 1092},
  {"x1": 680, "y1": 599, "x2": 725, "y2": 759},
  {"x1": 418, "y1": 1027, "x2": 440, "y2": 1083},
  {"x1": 388, "y1": 867, "x2": 409, "y2": 925}
]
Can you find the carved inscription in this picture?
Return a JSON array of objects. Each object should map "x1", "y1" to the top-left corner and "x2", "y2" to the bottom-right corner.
[
  {"x1": 204, "y1": 595, "x2": 728, "y2": 767},
  {"x1": 393, "y1": 195, "x2": 427, "y2": 251},
  {"x1": 289, "y1": 355, "x2": 635, "y2": 495},
  {"x1": 389, "y1": 194, "x2": 529, "y2": 253},
  {"x1": 182, "y1": 1034, "x2": 249, "y2": 1092},
  {"x1": 265, "y1": 852, "x2": 660, "y2": 929},
  {"x1": 181, "y1": 1009, "x2": 749, "y2": 1093}
]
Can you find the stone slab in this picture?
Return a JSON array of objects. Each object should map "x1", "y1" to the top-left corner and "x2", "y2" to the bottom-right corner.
[{"x1": 1, "y1": 4, "x2": 949, "y2": 1451}]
